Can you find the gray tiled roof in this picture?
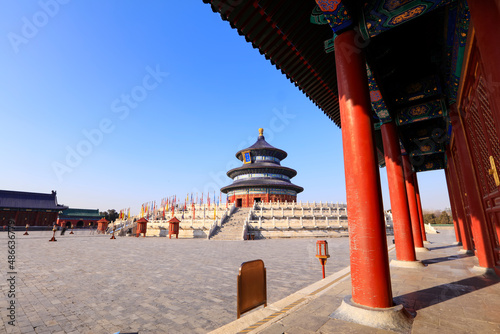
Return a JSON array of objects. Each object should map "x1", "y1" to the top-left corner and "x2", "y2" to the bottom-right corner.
[{"x1": 0, "y1": 190, "x2": 68, "y2": 211}]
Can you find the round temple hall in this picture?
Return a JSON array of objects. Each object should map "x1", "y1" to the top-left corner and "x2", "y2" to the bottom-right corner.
[{"x1": 221, "y1": 128, "x2": 303, "y2": 207}]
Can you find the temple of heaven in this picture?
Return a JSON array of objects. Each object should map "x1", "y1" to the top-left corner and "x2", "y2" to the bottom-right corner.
[{"x1": 221, "y1": 128, "x2": 303, "y2": 207}]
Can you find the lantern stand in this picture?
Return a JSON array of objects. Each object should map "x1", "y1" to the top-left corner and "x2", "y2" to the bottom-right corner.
[
  {"x1": 24, "y1": 224, "x2": 29, "y2": 235},
  {"x1": 49, "y1": 225, "x2": 57, "y2": 242},
  {"x1": 97, "y1": 217, "x2": 110, "y2": 235},
  {"x1": 168, "y1": 217, "x2": 180, "y2": 239},
  {"x1": 315, "y1": 240, "x2": 330, "y2": 279},
  {"x1": 136, "y1": 217, "x2": 148, "y2": 237},
  {"x1": 70, "y1": 224, "x2": 74, "y2": 234},
  {"x1": 110, "y1": 225, "x2": 116, "y2": 239}
]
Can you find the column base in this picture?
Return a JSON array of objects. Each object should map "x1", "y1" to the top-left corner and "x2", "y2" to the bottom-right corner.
[
  {"x1": 415, "y1": 247, "x2": 429, "y2": 252},
  {"x1": 390, "y1": 259, "x2": 426, "y2": 268},
  {"x1": 330, "y1": 296, "x2": 413, "y2": 333},
  {"x1": 452, "y1": 241, "x2": 463, "y2": 246},
  {"x1": 470, "y1": 265, "x2": 499, "y2": 277},
  {"x1": 423, "y1": 241, "x2": 432, "y2": 245},
  {"x1": 458, "y1": 249, "x2": 474, "y2": 255}
]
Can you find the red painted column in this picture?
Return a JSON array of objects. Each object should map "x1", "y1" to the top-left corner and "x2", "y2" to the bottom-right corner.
[
  {"x1": 335, "y1": 30, "x2": 393, "y2": 308},
  {"x1": 402, "y1": 155, "x2": 424, "y2": 248},
  {"x1": 381, "y1": 122, "x2": 417, "y2": 262},
  {"x1": 447, "y1": 150, "x2": 474, "y2": 250},
  {"x1": 413, "y1": 173, "x2": 427, "y2": 242},
  {"x1": 445, "y1": 167, "x2": 462, "y2": 244},
  {"x1": 451, "y1": 111, "x2": 496, "y2": 268}
]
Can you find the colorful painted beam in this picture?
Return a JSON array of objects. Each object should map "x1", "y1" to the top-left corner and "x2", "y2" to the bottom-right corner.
[
  {"x1": 315, "y1": 0, "x2": 354, "y2": 34},
  {"x1": 393, "y1": 76, "x2": 442, "y2": 106},
  {"x1": 359, "y1": 0, "x2": 455, "y2": 40},
  {"x1": 396, "y1": 98, "x2": 447, "y2": 125},
  {"x1": 412, "y1": 154, "x2": 447, "y2": 172},
  {"x1": 446, "y1": 0, "x2": 470, "y2": 104},
  {"x1": 367, "y1": 65, "x2": 392, "y2": 123}
]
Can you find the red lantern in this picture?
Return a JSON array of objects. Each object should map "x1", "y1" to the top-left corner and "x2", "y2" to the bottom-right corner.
[{"x1": 315, "y1": 240, "x2": 330, "y2": 279}]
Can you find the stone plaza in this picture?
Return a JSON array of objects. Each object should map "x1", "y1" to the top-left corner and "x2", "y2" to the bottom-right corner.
[{"x1": 0, "y1": 230, "x2": 362, "y2": 333}]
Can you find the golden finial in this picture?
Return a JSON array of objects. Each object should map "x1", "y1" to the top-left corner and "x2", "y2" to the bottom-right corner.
[{"x1": 259, "y1": 128, "x2": 264, "y2": 136}]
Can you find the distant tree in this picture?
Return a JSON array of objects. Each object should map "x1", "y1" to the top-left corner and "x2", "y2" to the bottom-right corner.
[
  {"x1": 423, "y1": 213, "x2": 437, "y2": 225},
  {"x1": 99, "y1": 209, "x2": 119, "y2": 222},
  {"x1": 439, "y1": 211, "x2": 451, "y2": 224}
]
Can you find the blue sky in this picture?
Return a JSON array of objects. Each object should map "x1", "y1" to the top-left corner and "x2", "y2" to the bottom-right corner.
[{"x1": 0, "y1": 1, "x2": 450, "y2": 214}]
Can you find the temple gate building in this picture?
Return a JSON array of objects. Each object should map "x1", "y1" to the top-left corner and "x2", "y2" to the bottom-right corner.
[
  {"x1": 57, "y1": 208, "x2": 102, "y2": 228},
  {"x1": 0, "y1": 190, "x2": 67, "y2": 227},
  {"x1": 221, "y1": 128, "x2": 303, "y2": 207}
]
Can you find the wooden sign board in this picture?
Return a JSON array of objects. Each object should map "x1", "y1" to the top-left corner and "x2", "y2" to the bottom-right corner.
[
  {"x1": 242, "y1": 150, "x2": 252, "y2": 164},
  {"x1": 237, "y1": 259, "x2": 267, "y2": 318}
]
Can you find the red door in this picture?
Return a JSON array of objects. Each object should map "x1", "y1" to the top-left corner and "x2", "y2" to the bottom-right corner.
[{"x1": 460, "y1": 38, "x2": 500, "y2": 264}]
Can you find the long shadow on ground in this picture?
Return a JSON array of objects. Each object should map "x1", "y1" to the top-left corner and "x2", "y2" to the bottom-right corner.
[{"x1": 394, "y1": 275, "x2": 500, "y2": 313}]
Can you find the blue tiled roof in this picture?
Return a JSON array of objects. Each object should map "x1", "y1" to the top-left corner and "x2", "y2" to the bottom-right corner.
[
  {"x1": 236, "y1": 135, "x2": 287, "y2": 161},
  {"x1": 59, "y1": 208, "x2": 101, "y2": 219},
  {"x1": 0, "y1": 190, "x2": 68, "y2": 211}
]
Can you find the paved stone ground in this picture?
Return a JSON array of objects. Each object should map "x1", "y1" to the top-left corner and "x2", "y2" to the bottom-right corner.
[
  {"x1": 253, "y1": 229, "x2": 500, "y2": 334},
  {"x1": 0, "y1": 230, "x2": 392, "y2": 333}
]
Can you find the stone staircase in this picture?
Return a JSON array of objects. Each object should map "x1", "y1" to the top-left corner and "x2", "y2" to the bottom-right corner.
[{"x1": 210, "y1": 207, "x2": 250, "y2": 240}]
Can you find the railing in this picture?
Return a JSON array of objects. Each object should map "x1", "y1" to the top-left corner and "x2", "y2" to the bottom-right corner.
[
  {"x1": 253, "y1": 201, "x2": 348, "y2": 210},
  {"x1": 246, "y1": 217, "x2": 393, "y2": 233},
  {"x1": 229, "y1": 203, "x2": 238, "y2": 216},
  {"x1": 112, "y1": 219, "x2": 135, "y2": 235},
  {"x1": 208, "y1": 203, "x2": 236, "y2": 239},
  {"x1": 253, "y1": 207, "x2": 347, "y2": 219},
  {"x1": 246, "y1": 217, "x2": 348, "y2": 231},
  {"x1": 242, "y1": 219, "x2": 249, "y2": 240}
]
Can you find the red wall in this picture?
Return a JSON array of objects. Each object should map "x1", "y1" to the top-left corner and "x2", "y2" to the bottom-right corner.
[
  {"x1": 1, "y1": 210, "x2": 58, "y2": 227},
  {"x1": 57, "y1": 219, "x2": 99, "y2": 228},
  {"x1": 228, "y1": 194, "x2": 297, "y2": 207}
]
